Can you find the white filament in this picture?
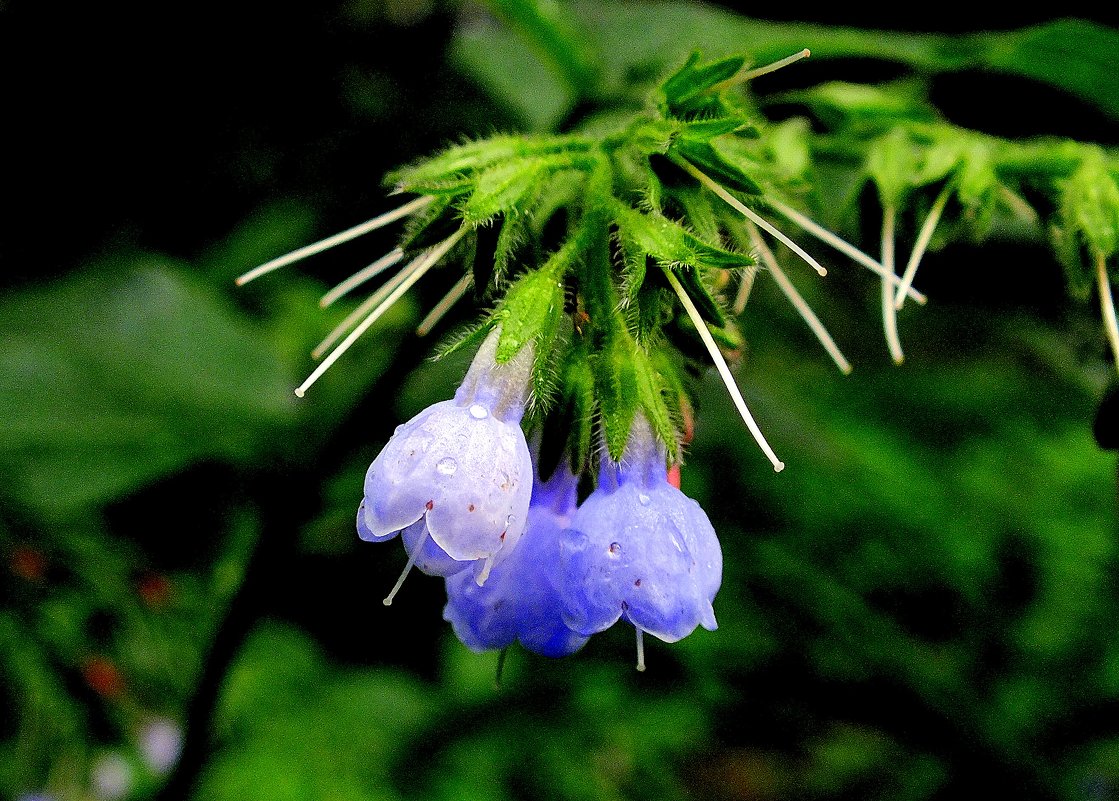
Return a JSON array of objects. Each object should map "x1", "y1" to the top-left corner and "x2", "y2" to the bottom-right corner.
[
  {"x1": 895, "y1": 184, "x2": 951, "y2": 309},
  {"x1": 664, "y1": 268, "x2": 785, "y2": 472},
  {"x1": 384, "y1": 528, "x2": 427, "y2": 606},
  {"x1": 745, "y1": 221, "x2": 852, "y2": 374},
  {"x1": 235, "y1": 195, "x2": 433, "y2": 286},
  {"x1": 677, "y1": 160, "x2": 828, "y2": 277},
  {"x1": 1097, "y1": 252, "x2": 1119, "y2": 377},
  {"x1": 732, "y1": 265, "x2": 758, "y2": 314},
  {"x1": 880, "y1": 205, "x2": 905, "y2": 365},
  {"x1": 707, "y1": 48, "x2": 811, "y2": 93},
  {"x1": 312, "y1": 251, "x2": 430, "y2": 359},
  {"x1": 635, "y1": 628, "x2": 646, "y2": 672},
  {"x1": 320, "y1": 248, "x2": 404, "y2": 308},
  {"x1": 767, "y1": 198, "x2": 928, "y2": 305},
  {"x1": 417, "y1": 272, "x2": 473, "y2": 337},
  {"x1": 294, "y1": 227, "x2": 467, "y2": 397}
]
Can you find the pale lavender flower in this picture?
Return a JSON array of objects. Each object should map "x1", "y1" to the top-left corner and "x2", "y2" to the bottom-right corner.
[
  {"x1": 443, "y1": 459, "x2": 590, "y2": 657},
  {"x1": 559, "y1": 416, "x2": 721, "y2": 669},
  {"x1": 358, "y1": 328, "x2": 534, "y2": 601}
]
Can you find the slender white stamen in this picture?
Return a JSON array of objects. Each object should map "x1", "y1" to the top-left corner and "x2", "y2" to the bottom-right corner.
[
  {"x1": 707, "y1": 49, "x2": 811, "y2": 93},
  {"x1": 475, "y1": 555, "x2": 495, "y2": 587},
  {"x1": 635, "y1": 628, "x2": 646, "y2": 672},
  {"x1": 320, "y1": 248, "x2": 404, "y2": 308},
  {"x1": 745, "y1": 221, "x2": 852, "y2": 374},
  {"x1": 664, "y1": 268, "x2": 785, "y2": 472},
  {"x1": 676, "y1": 160, "x2": 827, "y2": 277},
  {"x1": 997, "y1": 184, "x2": 1040, "y2": 224},
  {"x1": 880, "y1": 205, "x2": 905, "y2": 365},
  {"x1": 1096, "y1": 251, "x2": 1119, "y2": 377},
  {"x1": 738, "y1": 48, "x2": 812, "y2": 82},
  {"x1": 767, "y1": 198, "x2": 928, "y2": 305},
  {"x1": 295, "y1": 227, "x2": 467, "y2": 397},
  {"x1": 235, "y1": 196, "x2": 433, "y2": 286},
  {"x1": 384, "y1": 529, "x2": 428, "y2": 606},
  {"x1": 895, "y1": 183, "x2": 951, "y2": 309},
  {"x1": 417, "y1": 272, "x2": 473, "y2": 337},
  {"x1": 312, "y1": 251, "x2": 430, "y2": 359},
  {"x1": 732, "y1": 265, "x2": 758, "y2": 314}
]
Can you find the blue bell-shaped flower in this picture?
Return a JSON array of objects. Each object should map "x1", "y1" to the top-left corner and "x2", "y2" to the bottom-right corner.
[
  {"x1": 443, "y1": 459, "x2": 590, "y2": 658},
  {"x1": 559, "y1": 415, "x2": 721, "y2": 666},
  {"x1": 358, "y1": 328, "x2": 534, "y2": 599}
]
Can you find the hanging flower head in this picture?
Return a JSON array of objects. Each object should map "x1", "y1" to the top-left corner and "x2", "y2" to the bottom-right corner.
[
  {"x1": 357, "y1": 327, "x2": 534, "y2": 600},
  {"x1": 443, "y1": 457, "x2": 589, "y2": 658},
  {"x1": 559, "y1": 415, "x2": 721, "y2": 670}
]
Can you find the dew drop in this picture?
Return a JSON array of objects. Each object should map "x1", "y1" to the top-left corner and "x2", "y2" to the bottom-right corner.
[
  {"x1": 608, "y1": 542, "x2": 621, "y2": 557},
  {"x1": 638, "y1": 493, "x2": 650, "y2": 506},
  {"x1": 505, "y1": 514, "x2": 517, "y2": 526},
  {"x1": 436, "y1": 457, "x2": 458, "y2": 476},
  {"x1": 469, "y1": 403, "x2": 488, "y2": 419}
]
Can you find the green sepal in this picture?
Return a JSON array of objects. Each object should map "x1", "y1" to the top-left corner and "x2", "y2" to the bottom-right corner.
[
  {"x1": 623, "y1": 118, "x2": 679, "y2": 158},
  {"x1": 633, "y1": 279, "x2": 672, "y2": 345},
  {"x1": 551, "y1": 337, "x2": 596, "y2": 474},
  {"x1": 866, "y1": 127, "x2": 923, "y2": 208},
  {"x1": 491, "y1": 253, "x2": 568, "y2": 365},
  {"x1": 954, "y1": 144, "x2": 1000, "y2": 237},
  {"x1": 671, "y1": 138, "x2": 763, "y2": 195},
  {"x1": 612, "y1": 202, "x2": 751, "y2": 308},
  {"x1": 470, "y1": 219, "x2": 501, "y2": 299},
  {"x1": 660, "y1": 52, "x2": 747, "y2": 118},
  {"x1": 680, "y1": 117, "x2": 757, "y2": 141},
  {"x1": 670, "y1": 185, "x2": 722, "y2": 244},
  {"x1": 461, "y1": 152, "x2": 599, "y2": 226},
  {"x1": 595, "y1": 327, "x2": 640, "y2": 461},
  {"x1": 632, "y1": 347, "x2": 680, "y2": 463},
  {"x1": 671, "y1": 265, "x2": 727, "y2": 328},
  {"x1": 388, "y1": 135, "x2": 593, "y2": 195},
  {"x1": 492, "y1": 212, "x2": 528, "y2": 288},
  {"x1": 1058, "y1": 147, "x2": 1119, "y2": 261},
  {"x1": 461, "y1": 157, "x2": 548, "y2": 226},
  {"x1": 429, "y1": 315, "x2": 494, "y2": 362},
  {"x1": 388, "y1": 137, "x2": 525, "y2": 195},
  {"x1": 996, "y1": 139, "x2": 1082, "y2": 181}
]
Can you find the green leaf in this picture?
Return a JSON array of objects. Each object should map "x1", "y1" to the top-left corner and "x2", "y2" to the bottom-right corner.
[
  {"x1": 485, "y1": 0, "x2": 604, "y2": 103},
  {"x1": 0, "y1": 263, "x2": 295, "y2": 517},
  {"x1": 457, "y1": 6, "x2": 1119, "y2": 127}
]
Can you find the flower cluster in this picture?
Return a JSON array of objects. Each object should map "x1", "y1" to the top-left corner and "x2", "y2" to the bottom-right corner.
[
  {"x1": 361, "y1": 327, "x2": 720, "y2": 667},
  {"x1": 235, "y1": 46, "x2": 1119, "y2": 667}
]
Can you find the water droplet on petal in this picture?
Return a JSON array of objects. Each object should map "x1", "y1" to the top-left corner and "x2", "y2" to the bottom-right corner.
[
  {"x1": 469, "y1": 403, "x2": 488, "y2": 419},
  {"x1": 505, "y1": 514, "x2": 517, "y2": 526},
  {"x1": 436, "y1": 457, "x2": 458, "y2": 476},
  {"x1": 608, "y1": 542, "x2": 621, "y2": 557},
  {"x1": 638, "y1": 493, "x2": 650, "y2": 506}
]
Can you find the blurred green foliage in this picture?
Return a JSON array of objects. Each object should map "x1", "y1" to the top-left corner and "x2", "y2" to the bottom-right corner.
[{"x1": 2, "y1": 2, "x2": 1117, "y2": 801}]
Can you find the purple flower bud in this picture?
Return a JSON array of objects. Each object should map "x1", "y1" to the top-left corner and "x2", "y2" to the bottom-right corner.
[
  {"x1": 559, "y1": 416, "x2": 721, "y2": 647},
  {"x1": 358, "y1": 329, "x2": 534, "y2": 588},
  {"x1": 443, "y1": 461, "x2": 590, "y2": 657}
]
